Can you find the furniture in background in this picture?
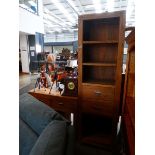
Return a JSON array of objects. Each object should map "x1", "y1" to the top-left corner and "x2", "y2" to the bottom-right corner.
[
  {"x1": 122, "y1": 28, "x2": 135, "y2": 155},
  {"x1": 29, "y1": 89, "x2": 78, "y2": 125},
  {"x1": 19, "y1": 93, "x2": 75, "y2": 155},
  {"x1": 77, "y1": 11, "x2": 125, "y2": 148}
]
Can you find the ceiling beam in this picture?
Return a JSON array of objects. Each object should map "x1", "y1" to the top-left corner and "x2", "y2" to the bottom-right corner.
[
  {"x1": 65, "y1": 0, "x2": 80, "y2": 15},
  {"x1": 51, "y1": 0, "x2": 76, "y2": 24}
]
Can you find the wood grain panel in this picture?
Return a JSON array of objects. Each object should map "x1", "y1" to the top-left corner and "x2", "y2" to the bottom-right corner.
[{"x1": 81, "y1": 84, "x2": 114, "y2": 102}]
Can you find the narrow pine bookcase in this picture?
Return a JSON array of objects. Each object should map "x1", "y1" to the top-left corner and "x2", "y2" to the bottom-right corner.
[{"x1": 78, "y1": 11, "x2": 125, "y2": 148}]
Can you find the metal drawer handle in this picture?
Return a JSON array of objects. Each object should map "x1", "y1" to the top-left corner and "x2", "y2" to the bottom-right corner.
[
  {"x1": 94, "y1": 91, "x2": 102, "y2": 96},
  {"x1": 58, "y1": 102, "x2": 64, "y2": 105}
]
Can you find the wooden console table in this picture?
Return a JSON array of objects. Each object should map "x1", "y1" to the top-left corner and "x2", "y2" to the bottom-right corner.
[{"x1": 29, "y1": 88, "x2": 78, "y2": 126}]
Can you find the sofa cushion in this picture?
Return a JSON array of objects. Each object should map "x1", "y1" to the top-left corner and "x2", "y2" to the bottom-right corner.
[
  {"x1": 29, "y1": 120, "x2": 67, "y2": 155},
  {"x1": 19, "y1": 118, "x2": 38, "y2": 155},
  {"x1": 19, "y1": 93, "x2": 70, "y2": 135}
]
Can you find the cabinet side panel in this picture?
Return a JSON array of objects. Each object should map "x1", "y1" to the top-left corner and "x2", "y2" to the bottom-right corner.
[
  {"x1": 78, "y1": 17, "x2": 83, "y2": 98},
  {"x1": 112, "y1": 12, "x2": 126, "y2": 134}
]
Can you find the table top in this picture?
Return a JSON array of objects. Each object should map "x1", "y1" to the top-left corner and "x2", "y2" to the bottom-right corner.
[{"x1": 29, "y1": 88, "x2": 78, "y2": 100}]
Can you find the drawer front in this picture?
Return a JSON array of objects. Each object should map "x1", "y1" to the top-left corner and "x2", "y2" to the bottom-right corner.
[
  {"x1": 30, "y1": 92, "x2": 77, "y2": 113},
  {"x1": 30, "y1": 93, "x2": 51, "y2": 105},
  {"x1": 48, "y1": 98, "x2": 77, "y2": 113},
  {"x1": 81, "y1": 100, "x2": 113, "y2": 117},
  {"x1": 81, "y1": 85, "x2": 115, "y2": 104}
]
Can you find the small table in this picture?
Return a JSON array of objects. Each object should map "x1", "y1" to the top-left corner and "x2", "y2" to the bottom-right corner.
[{"x1": 29, "y1": 88, "x2": 78, "y2": 126}]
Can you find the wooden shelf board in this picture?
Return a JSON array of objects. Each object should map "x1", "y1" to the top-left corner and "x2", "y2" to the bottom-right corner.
[
  {"x1": 83, "y1": 63, "x2": 116, "y2": 67},
  {"x1": 83, "y1": 41, "x2": 118, "y2": 44},
  {"x1": 82, "y1": 83, "x2": 115, "y2": 88},
  {"x1": 82, "y1": 80, "x2": 115, "y2": 86}
]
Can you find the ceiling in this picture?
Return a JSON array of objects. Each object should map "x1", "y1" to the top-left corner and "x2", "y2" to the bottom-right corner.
[{"x1": 43, "y1": 0, "x2": 135, "y2": 42}]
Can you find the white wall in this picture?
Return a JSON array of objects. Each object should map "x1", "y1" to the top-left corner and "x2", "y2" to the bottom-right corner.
[
  {"x1": 19, "y1": 34, "x2": 30, "y2": 73},
  {"x1": 19, "y1": 0, "x2": 44, "y2": 72},
  {"x1": 19, "y1": 0, "x2": 44, "y2": 34}
]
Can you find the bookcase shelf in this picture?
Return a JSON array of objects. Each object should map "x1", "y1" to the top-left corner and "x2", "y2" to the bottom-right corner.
[
  {"x1": 82, "y1": 65, "x2": 116, "y2": 85},
  {"x1": 83, "y1": 41, "x2": 118, "y2": 44},
  {"x1": 83, "y1": 63, "x2": 116, "y2": 67},
  {"x1": 82, "y1": 80, "x2": 115, "y2": 86},
  {"x1": 82, "y1": 82, "x2": 116, "y2": 88},
  {"x1": 83, "y1": 43, "x2": 118, "y2": 64}
]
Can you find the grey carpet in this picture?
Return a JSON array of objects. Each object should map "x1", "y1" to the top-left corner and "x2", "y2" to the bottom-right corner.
[{"x1": 19, "y1": 83, "x2": 35, "y2": 95}]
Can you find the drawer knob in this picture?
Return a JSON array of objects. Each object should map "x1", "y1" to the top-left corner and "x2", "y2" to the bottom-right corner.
[
  {"x1": 94, "y1": 91, "x2": 102, "y2": 96},
  {"x1": 58, "y1": 102, "x2": 64, "y2": 105}
]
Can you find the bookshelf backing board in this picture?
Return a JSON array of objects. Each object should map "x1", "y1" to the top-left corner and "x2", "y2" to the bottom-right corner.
[
  {"x1": 83, "y1": 44, "x2": 118, "y2": 64},
  {"x1": 82, "y1": 66, "x2": 116, "y2": 85},
  {"x1": 83, "y1": 17, "x2": 119, "y2": 41}
]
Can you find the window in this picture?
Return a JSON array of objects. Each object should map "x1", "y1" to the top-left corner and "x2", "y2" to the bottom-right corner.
[{"x1": 19, "y1": 0, "x2": 38, "y2": 14}]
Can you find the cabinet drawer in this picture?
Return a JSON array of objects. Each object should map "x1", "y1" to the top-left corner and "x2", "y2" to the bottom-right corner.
[
  {"x1": 48, "y1": 98, "x2": 77, "y2": 113},
  {"x1": 81, "y1": 100, "x2": 113, "y2": 117},
  {"x1": 81, "y1": 85, "x2": 114, "y2": 103}
]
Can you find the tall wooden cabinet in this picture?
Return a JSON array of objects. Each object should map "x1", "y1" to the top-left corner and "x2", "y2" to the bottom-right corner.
[
  {"x1": 122, "y1": 28, "x2": 135, "y2": 155},
  {"x1": 78, "y1": 11, "x2": 125, "y2": 147}
]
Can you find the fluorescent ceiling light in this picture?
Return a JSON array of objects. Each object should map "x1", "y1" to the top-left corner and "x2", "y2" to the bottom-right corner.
[
  {"x1": 93, "y1": 0, "x2": 102, "y2": 13},
  {"x1": 62, "y1": 27, "x2": 67, "y2": 30},
  {"x1": 55, "y1": 28, "x2": 62, "y2": 32},
  {"x1": 51, "y1": 0, "x2": 76, "y2": 24},
  {"x1": 44, "y1": 7, "x2": 73, "y2": 27},
  {"x1": 43, "y1": 21, "x2": 58, "y2": 28},
  {"x1": 65, "y1": 21, "x2": 74, "y2": 26},
  {"x1": 107, "y1": 0, "x2": 114, "y2": 12},
  {"x1": 43, "y1": 13, "x2": 67, "y2": 27},
  {"x1": 45, "y1": 14, "x2": 55, "y2": 22},
  {"x1": 84, "y1": 5, "x2": 94, "y2": 9},
  {"x1": 44, "y1": 20, "x2": 75, "y2": 32},
  {"x1": 47, "y1": 30, "x2": 55, "y2": 33}
]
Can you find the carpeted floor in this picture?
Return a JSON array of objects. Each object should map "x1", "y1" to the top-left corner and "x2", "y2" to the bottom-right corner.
[{"x1": 19, "y1": 83, "x2": 35, "y2": 95}]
